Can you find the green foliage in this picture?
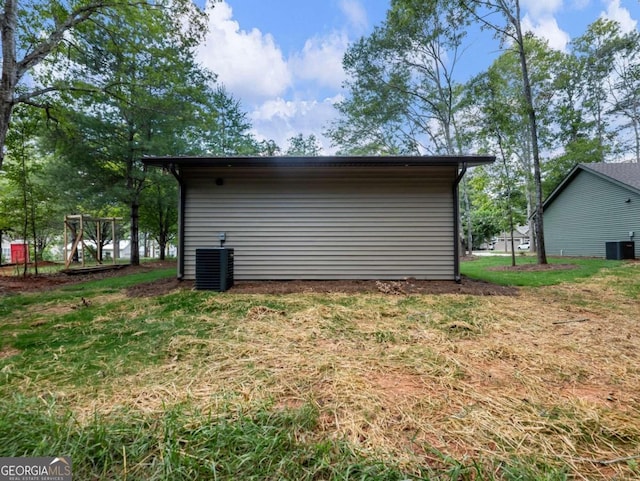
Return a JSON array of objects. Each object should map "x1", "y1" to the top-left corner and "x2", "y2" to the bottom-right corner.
[
  {"x1": 0, "y1": 0, "x2": 208, "y2": 171},
  {"x1": 328, "y1": 0, "x2": 470, "y2": 155},
  {"x1": 285, "y1": 134, "x2": 322, "y2": 156},
  {"x1": 463, "y1": 168, "x2": 525, "y2": 248},
  {"x1": 542, "y1": 139, "x2": 603, "y2": 197},
  {"x1": 139, "y1": 170, "x2": 178, "y2": 259},
  {"x1": 30, "y1": 9, "x2": 260, "y2": 265},
  {"x1": 36, "y1": 3, "x2": 227, "y2": 265},
  {"x1": 205, "y1": 86, "x2": 261, "y2": 155},
  {"x1": 0, "y1": 106, "x2": 62, "y2": 264}
]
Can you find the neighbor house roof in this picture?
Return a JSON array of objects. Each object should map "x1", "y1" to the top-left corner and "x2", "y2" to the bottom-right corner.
[
  {"x1": 544, "y1": 162, "x2": 640, "y2": 209},
  {"x1": 583, "y1": 162, "x2": 640, "y2": 191},
  {"x1": 142, "y1": 155, "x2": 495, "y2": 169}
]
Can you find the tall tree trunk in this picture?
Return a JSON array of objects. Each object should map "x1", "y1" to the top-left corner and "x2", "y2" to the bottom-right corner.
[
  {"x1": 512, "y1": 2, "x2": 547, "y2": 264},
  {"x1": 30, "y1": 201, "x2": 38, "y2": 275},
  {"x1": 130, "y1": 200, "x2": 140, "y2": 266},
  {"x1": 463, "y1": 0, "x2": 549, "y2": 263},
  {"x1": 0, "y1": 0, "x2": 18, "y2": 171},
  {"x1": 158, "y1": 231, "x2": 167, "y2": 261}
]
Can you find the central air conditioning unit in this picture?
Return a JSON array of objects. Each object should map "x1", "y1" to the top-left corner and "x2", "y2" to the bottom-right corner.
[
  {"x1": 605, "y1": 241, "x2": 635, "y2": 260},
  {"x1": 195, "y1": 248, "x2": 234, "y2": 291}
]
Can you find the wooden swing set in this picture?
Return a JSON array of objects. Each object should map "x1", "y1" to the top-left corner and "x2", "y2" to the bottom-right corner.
[{"x1": 63, "y1": 214, "x2": 123, "y2": 270}]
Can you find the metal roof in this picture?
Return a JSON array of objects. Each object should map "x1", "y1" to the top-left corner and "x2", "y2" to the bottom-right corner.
[{"x1": 142, "y1": 155, "x2": 495, "y2": 168}]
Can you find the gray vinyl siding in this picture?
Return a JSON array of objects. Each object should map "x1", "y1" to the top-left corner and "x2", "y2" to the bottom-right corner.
[
  {"x1": 544, "y1": 170, "x2": 640, "y2": 257},
  {"x1": 181, "y1": 166, "x2": 456, "y2": 280}
]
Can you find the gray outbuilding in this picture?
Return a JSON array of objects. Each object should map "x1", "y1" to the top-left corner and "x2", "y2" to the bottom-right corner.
[
  {"x1": 143, "y1": 155, "x2": 493, "y2": 281},
  {"x1": 543, "y1": 163, "x2": 640, "y2": 258}
]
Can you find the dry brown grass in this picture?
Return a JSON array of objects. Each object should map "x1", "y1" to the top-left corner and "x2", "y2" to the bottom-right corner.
[{"x1": 9, "y1": 266, "x2": 640, "y2": 479}]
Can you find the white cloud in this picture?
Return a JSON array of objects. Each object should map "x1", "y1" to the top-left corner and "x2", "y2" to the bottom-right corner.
[
  {"x1": 339, "y1": 0, "x2": 369, "y2": 33},
  {"x1": 289, "y1": 32, "x2": 349, "y2": 89},
  {"x1": 251, "y1": 98, "x2": 300, "y2": 122},
  {"x1": 521, "y1": 0, "x2": 563, "y2": 19},
  {"x1": 571, "y1": 0, "x2": 590, "y2": 10},
  {"x1": 601, "y1": 0, "x2": 637, "y2": 32},
  {"x1": 193, "y1": 1, "x2": 368, "y2": 153},
  {"x1": 197, "y1": 2, "x2": 291, "y2": 103},
  {"x1": 250, "y1": 96, "x2": 343, "y2": 153},
  {"x1": 522, "y1": 15, "x2": 571, "y2": 51}
]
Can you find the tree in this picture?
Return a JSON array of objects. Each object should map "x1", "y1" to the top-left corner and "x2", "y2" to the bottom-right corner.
[
  {"x1": 205, "y1": 86, "x2": 259, "y2": 155},
  {"x1": 545, "y1": 47, "x2": 607, "y2": 194},
  {"x1": 327, "y1": 26, "x2": 416, "y2": 155},
  {"x1": 606, "y1": 23, "x2": 640, "y2": 163},
  {"x1": 466, "y1": 36, "x2": 561, "y2": 257},
  {"x1": 329, "y1": 0, "x2": 480, "y2": 252},
  {"x1": 459, "y1": 0, "x2": 548, "y2": 264},
  {"x1": 256, "y1": 139, "x2": 281, "y2": 156},
  {"x1": 0, "y1": 0, "x2": 208, "y2": 171},
  {"x1": 468, "y1": 69, "x2": 520, "y2": 264},
  {"x1": 543, "y1": 18, "x2": 639, "y2": 194},
  {"x1": 43, "y1": 3, "x2": 215, "y2": 266},
  {"x1": 285, "y1": 134, "x2": 322, "y2": 156},
  {"x1": 0, "y1": 106, "x2": 59, "y2": 273},
  {"x1": 139, "y1": 169, "x2": 177, "y2": 260},
  {"x1": 565, "y1": 19, "x2": 623, "y2": 162},
  {"x1": 328, "y1": 0, "x2": 471, "y2": 156}
]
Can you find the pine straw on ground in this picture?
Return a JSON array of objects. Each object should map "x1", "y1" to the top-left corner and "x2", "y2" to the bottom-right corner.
[{"x1": 7, "y1": 264, "x2": 640, "y2": 479}]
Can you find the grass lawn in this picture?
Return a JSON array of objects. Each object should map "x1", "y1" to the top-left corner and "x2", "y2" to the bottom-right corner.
[
  {"x1": 0, "y1": 259, "x2": 639, "y2": 480},
  {"x1": 461, "y1": 255, "x2": 625, "y2": 286}
]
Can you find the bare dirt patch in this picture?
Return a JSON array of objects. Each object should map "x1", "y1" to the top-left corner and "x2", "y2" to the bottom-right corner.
[
  {"x1": 126, "y1": 277, "x2": 184, "y2": 297},
  {"x1": 0, "y1": 346, "x2": 20, "y2": 360},
  {"x1": 0, "y1": 260, "x2": 177, "y2": 294},
  {"x1": 124, "y1": 276, "x2": 518, "y2": 297},
  {"x1": 227, "y1": 277, "x2": 518, "y2": 296},
  {"x1": 0, "y1": 273, "x2": 72, "y2": 293},
  {"x1": 1, "y1": 261, "x2": 518, "y2": 297}
]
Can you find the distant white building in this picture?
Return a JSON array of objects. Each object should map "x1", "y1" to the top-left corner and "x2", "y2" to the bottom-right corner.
[
  {"x1": 494, "y1": 225, "x2": 530, "y2": 252},
  {"x1": 52, "y1": 239, "x2": 175, "y2": 262},
  {"x1": 1, "y1": 237, "x2": 10, "y2": 263},
  {"x1": 0, "y1": 238, "x2": 29, "y2": 264}
]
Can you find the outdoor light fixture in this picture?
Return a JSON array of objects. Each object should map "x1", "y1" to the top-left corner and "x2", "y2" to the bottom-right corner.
[
  {"x1": 625, "y1": 198, "x2": 631, "y2": 203},
  {"x1": 215, "y1": 177, "x2": 224, "y2": 186}
]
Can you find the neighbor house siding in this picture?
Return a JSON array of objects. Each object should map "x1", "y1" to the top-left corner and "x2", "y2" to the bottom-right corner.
[
  {"x1": 181, "y1": 166, "x2": 456, "y2": 280},
  {"x1": 544, "y1": 170, "x2": 640, "y2": 257}
]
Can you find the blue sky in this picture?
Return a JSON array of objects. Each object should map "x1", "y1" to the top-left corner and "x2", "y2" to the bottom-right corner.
[{"x1": 194, "y1": 0, "x2": 640, "y2": 154}]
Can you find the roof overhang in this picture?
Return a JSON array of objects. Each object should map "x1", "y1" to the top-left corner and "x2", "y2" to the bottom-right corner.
[{"x1": 142, "y1": 155, "x2": 495, "y2": 169}]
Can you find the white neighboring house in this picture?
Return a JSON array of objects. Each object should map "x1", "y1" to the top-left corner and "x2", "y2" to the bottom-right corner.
[
  {"x1": 102, "y1": 240, "x2": 177, "y2": 259},
  {"x1": 51, "y1": 240, "x2": 132, "y2": 262},
  {"x1": 103, "y1": 240, "x2": 132, "y2": 260},
  {"x1": 493, "y1": 225, "x2": 530, "y2": 252},
  {"x1": 1, "y1": 237, "x2": 11, "y2": 263},
  {"x1": 0, "y1": 238, "x2": 29, "y2": 264},
  {"x1": 53, "y1": 239, "x2": 175, "y2": 262}
]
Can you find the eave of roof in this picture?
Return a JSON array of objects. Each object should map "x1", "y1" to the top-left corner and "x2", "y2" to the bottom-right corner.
[
  {"x1": 543, "y1": 163, "x2": 640, "y2": 209},
  {"x1": 142, "y1": 155, "x2": 495, "y2": 168}
]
